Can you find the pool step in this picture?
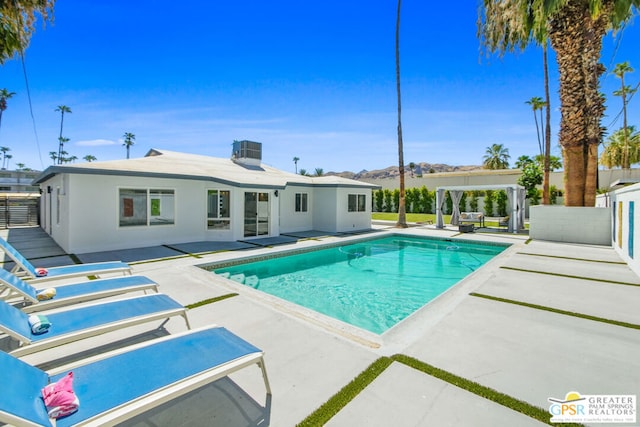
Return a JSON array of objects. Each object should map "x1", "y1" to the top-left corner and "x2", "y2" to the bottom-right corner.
[
  {"x1": 244, "y1": 275, "x2": 260, "y2": 287},
  {"x1": 217, "y1": 271, "x2": 260, "y2": 287},
  {"x1": 229, "y1": 273, "x2": 245, "y2": 284}
]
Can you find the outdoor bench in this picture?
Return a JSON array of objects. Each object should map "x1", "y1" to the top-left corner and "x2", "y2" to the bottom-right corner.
[{"x1": 459, "y1": 212, "x2": 485, "y2": 227}]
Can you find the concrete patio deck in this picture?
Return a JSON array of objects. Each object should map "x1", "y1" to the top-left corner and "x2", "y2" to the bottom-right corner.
[{"x1": 1, "y1": 226, "x2": 638, "y2": 427}]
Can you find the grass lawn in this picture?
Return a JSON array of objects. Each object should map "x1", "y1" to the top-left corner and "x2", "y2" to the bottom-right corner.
[
  {"x1": 371, "y1": 213, "x2": 524, "y2": 228},
  {"x1": 372, "y1": 213, "x2": 446, "y2": 223}
]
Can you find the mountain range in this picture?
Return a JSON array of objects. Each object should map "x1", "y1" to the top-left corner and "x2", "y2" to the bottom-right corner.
[{"x1": 327, "y1": 162, "x2": 483, "y2": 180}]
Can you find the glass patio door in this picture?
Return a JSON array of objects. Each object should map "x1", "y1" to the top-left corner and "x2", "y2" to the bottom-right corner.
[{"x1": 244, "y1": 192, "x2": 269, "y2": 237}]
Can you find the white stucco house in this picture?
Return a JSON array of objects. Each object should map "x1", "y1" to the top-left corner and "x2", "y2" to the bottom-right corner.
[{"x1": 33, "y1": 141, "x2": 379, "y2": 254}]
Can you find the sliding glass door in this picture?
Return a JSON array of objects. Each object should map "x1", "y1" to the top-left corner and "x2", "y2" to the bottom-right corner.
[{"x1": 244, "y1": 192, "x2": 269, "y2": 237}]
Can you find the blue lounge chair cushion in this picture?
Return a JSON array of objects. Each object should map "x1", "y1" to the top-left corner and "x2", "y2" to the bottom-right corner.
[
  {"x1": 0, "y1": 267, "x2": 158, "y2": 312},
  {"x1": 0, "y1": 326, "x2": 267, "y2": 427},
  {"x1": 42, "y1": 261, "x2": 130, "y2": 279},
  {"x1": 0, "y1": 350, "x2": 51, "y2": 426},
  {"x1": 55, "y1": 327, "x2": 262, "y2": 427},
  {"x1": 0, "y1": 237, "x2": 130, "y2": 280},
  {"x1": 32, "y1": 295, "x2": 182, "y2": 342},
  {"x1": 0, "y1": 294, "x2": 187, "y2": 354},
  {"x1": 47, "y1": 276, "x2": 156, "y2": 301},
  {"x1": 0, "y1": 267, "x2": 39, "y2": 300}
]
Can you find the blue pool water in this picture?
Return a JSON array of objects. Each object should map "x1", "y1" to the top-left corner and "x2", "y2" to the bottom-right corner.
[{"x1": 213, "y1": 235, "x2": 508, "y2": 334}]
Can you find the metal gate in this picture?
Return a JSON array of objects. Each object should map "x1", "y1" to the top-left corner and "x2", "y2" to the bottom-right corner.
[{"x1": 0, "y1": 195, "x2": 40, "y2": 228}]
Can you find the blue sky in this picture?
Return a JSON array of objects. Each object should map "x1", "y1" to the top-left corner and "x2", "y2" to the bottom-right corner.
[{"x1": 1, "y1": 1, "x2": 639, "y2": 173}]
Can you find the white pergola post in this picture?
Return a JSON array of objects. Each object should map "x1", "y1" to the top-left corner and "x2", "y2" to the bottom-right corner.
[
  {"x1": 450, "y1": 190, "x2": 463, "y2": 226},
  {"x1": 507, "y1": 186, "x2": 517, "y2": 233},
  {"x1": 436, "y1": 188, "x2": 446, "y2": 228}
]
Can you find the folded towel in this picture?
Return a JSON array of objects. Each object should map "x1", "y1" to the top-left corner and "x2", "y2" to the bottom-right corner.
[
  {"x1": 28, "y1": 314, "x2": 52, "y2": 335},
  {"x1": 41, "y1": 372, "x2": 80, "y2": 419},
  {"x1": 35, "y1": 267, "x2": 49, "y2": 277},
  {"x1": 36, "y1": 288, "x2": 57, "y2": 301}
]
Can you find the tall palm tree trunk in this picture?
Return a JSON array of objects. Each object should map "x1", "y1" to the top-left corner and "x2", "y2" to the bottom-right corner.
[
  {"x1": 583, "y1": 6, "x2": 609, "y2": 206},
  {"x1": 395, "y1": 0, "x2": 407, "y2": 228},
  {"x1": 550, "y1": 1, "x2": 607, "y2": 206},
  {"x1": 57, "y1": 112, "x2": 66, "y2": 164},
  {"x1": 543, "y1": 43, "x2": 552, "y2": 205}
]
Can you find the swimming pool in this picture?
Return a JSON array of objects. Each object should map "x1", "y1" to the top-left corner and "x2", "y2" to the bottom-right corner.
[{"x1": 211, "y1": 235, "x2": 508, "y2": 334}]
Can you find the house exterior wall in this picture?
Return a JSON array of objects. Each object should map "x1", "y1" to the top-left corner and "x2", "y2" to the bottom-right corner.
[
  {"x1": 63, "y1": 174, "x2": 212, "y2": 252},
  {"x1": 279, "y1": 186, "x2": 314, "y2": 233},
  {"x1": 43, "y1": 174, "x2": 70, "y2": 251},
  {"x1": 38, "y1": 171, "x2": 374, "y2": 253},
  {"x1": 608, "y1": 183, "x2": 640, "y2": 276},
  {"x1": 40, "y1": 173, "x2": 286, "y2": 253},
  {"x1": 336, "y1": 187, "x2": 372, "y2": 232},
  {"x1": 312, "y1": 188, "x2": 338, "y2": 232}
]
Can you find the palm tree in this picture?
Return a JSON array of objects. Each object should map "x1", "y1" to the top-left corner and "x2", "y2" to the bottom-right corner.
[
  {"x1": 0, "y1": 1, "x2": 54, "y2": 64},
  {"x1": 0, "y1": 146, "x2": 10, "y2": 169},
  {"x1": 478, "y1": 0, "x2": 640, "y2": 206},
  {"x1": 525, "y1": 96, "x2": 545, "y2": 156},
  {"x1": 395, "y1": 0, "x2": 407, "y2": 228},
  {"x1": 299, "y1": 168, "x2": 308, "y2": 176},
  {"x1": 534, "y1": 154, "x2": 562, "y2": 171},
  {"x1": 293, "y1": 156, "x2": 300, "y2": 173},
  {"x1": 0, "y1": 89, "x2": 16, "y2": 133},
  {"x1": 314, "y1": 167, "x2": 324, "y2": 176},
  {"x1": 83, "y1": 154, "x2": 97, "y2": 162},
  {"x1": 613, "y1": 61, "x2": 636, "y2": 169},
  {"x1": 15, "y1": 162, "x2": 25, "y2": 184},
  {"x1": 483, "y1": 144, "x2": 510, "y2": 170},
  {"x1": 4, "y1": 154, "x2": 12, "y2": 170},
  {"x1": 55, "y1": 105, "x2": 71, "y2": 164},
  {"x1": 59, "y1": 150, "x2": 69, "y2": 164},
  {"x1": 601, "y1": 126, "x2": 640, "y2": 168},
  {"x1": 515, "y1": 155, "x2": 534, "y2": 169},
  {"x1": 57, "y1": 137, "x2": 69, "y2": 165},
  {"x1": 122, "y1": 132, "x2": 135, "y2": 159},
  {"x1": 49, "y1": 151, "x2": 58, "y2": 165}
]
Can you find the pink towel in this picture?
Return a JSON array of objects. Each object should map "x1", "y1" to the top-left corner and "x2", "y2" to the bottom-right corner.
[
  {"x1": 41, "y1": 372, "x2": 80, "y2": 419},
  {"x1": 35, "y1": 267, "x2": 49, "y2": 277}
]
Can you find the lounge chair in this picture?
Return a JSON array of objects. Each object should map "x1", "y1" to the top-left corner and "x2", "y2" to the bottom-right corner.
[
  {"x1": 0, "y1": 237, "x2": 131, "y2": 283},
  {"x1": 0, "y1": 268, "x2": 159, "y2": 313},
  {"x1": 0, "y1": 325, "x2": 271, "y2": 427},
  {"x1": 0, "y1": 293, "x2": 190, "y2": 357}
]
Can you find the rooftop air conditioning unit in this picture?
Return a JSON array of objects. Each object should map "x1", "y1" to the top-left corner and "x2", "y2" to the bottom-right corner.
[{"x1": 231, "y1": 140, "x2": 262, "y2": 166}]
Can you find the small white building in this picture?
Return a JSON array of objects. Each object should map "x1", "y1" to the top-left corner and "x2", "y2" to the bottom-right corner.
[{"x1": 33, "y1": 142, "x2": 379, "y2": 253}]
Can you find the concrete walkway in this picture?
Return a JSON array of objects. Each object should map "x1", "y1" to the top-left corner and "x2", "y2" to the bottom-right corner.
[{"x1": 1, "y1": 226, "x2": 638, "y2": 427}]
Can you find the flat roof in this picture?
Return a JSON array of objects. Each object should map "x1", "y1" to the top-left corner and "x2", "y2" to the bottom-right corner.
[{"x1": 33, "y1": 149, "x2": 378, "y2": 189}]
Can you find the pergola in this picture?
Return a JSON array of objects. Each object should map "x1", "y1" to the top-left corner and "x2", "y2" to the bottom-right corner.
[{"x1": 435, "y1": 184, "x2": 526, "y2": 234}]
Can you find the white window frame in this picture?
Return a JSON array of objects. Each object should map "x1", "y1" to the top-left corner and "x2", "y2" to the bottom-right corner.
[
  {"x1": 118, "y1": 188, "x2": 175, "y2": 227},
  {"x1": 295, "y1": 192, "x2": 308, "y2": 213},
  {"x1": 207, "y1": 189, "x2": 231, "y2": 230},
  {"x1": 348, "y1": 194, "x2": 367, "y2": 212}
]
